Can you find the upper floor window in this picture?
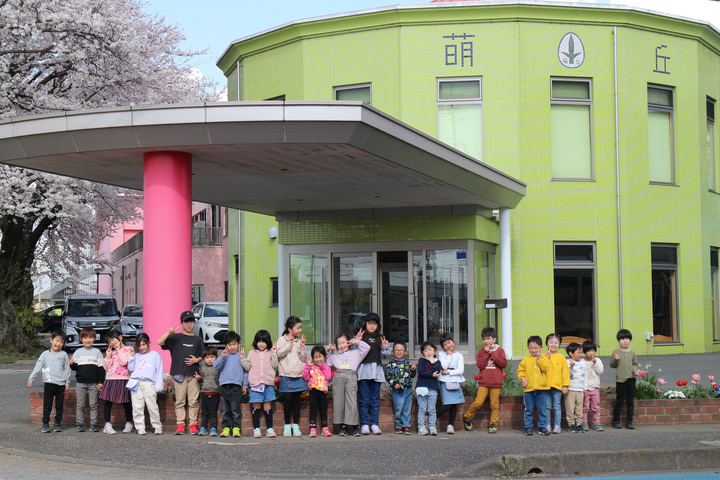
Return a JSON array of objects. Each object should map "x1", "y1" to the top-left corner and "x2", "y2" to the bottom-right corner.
[
  {"x1": 648, "y1": 85, "x2": 675, "y2": 185},
  {"x1": 551, "y1": 79, "x2": 593, "y2": 180},
  {"x1": 335, "y1": 84, "x2": 371, "y2": 104},
  {"x1": 437, "y1": 78, "x2": 483, "y2": 161},
  {"x1": 708, "y1": 97, "x2": 717, "y2": 192}
]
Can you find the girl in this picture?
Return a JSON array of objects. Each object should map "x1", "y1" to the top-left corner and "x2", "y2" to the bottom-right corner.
[
  {"x1": 325, "y1": 330, "x2": 370, "y2": 436},
  {"x1": 100, "y1": 330, "x2": 133, "y2": 434},
  {"x1": 302, "y1": 345, "x2": 332, "y2": 437},
  {"x1": 356, "y1": 312, "x2": 390, "y2": 435},
  {"x1": 127, "y1": 333, "x2": 164, "y2": 435},
  {"x1": 416, "y1": 341, "x2": 442, "y2": 435},
  {"x1": 543, "y1": 333, "x2": 569, "y2": 434},
  {"x1": 241, "y1": 329, "x2": 279, "y2": 438},
  {"x1": 436, "y1": 332, "x2": 465, "y2": 434},
  {"x1": 275, "y1": 316, "x2": 308, "y2": 437}
]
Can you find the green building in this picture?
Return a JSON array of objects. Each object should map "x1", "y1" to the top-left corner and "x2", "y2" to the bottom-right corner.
[{"x1": 219, "y1": 0, "x2": 720, "y2": 358}]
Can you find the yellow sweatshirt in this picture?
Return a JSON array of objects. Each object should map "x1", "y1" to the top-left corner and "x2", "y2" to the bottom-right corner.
[
  {"x1": 543, "y1": 351, "x2": 570, "y2": 390},
  {"x1": 517, "y1": 355, "x2": 551, "y2": 392}
]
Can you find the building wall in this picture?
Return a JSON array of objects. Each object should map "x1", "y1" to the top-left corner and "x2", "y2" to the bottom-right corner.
[{"x1": 222, "y1": 2, "x2": 720, "y2": 354}]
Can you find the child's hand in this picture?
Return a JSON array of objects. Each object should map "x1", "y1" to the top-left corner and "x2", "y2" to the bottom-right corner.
[
  {"x1": 326, "y1": 344, "x2": 335, "y2": 352},
  {"x1": 441, "y1": 369, "x2": 449, "y2": 375},
  {"x1": 381, "y1": 336, "x2": 388, "y2": 348},
  {"x1": 222, "y1": 347, "x2": 228, "y2": 357},
  {"x1": 185, "y1": 355, "x2": 199, "y2": 366},
  {"x1": 562, "y1": 386, "x2": 568, "y2": 394},
  {"x1": 348, "y1": 338, "x2": 359, "y2": 346},
  {"x1": 521, "y1": 377, "x2": 529, "y2": 388},
  {"x1": 411, "y1": 362, "x2": 417, "y2": 371},
  {"x1": 394, "y1": 383, "x2": 401, "y2": 390},
  {"x1": 69, "y1": 357, "x2": 76, "y2": 366},
  {"x1": 27, "y1": 381, "x2": 32, "y2": 388},
  {"x1": 168, "y1": 325, "x2": 178, "y2": 335},
  {"x1": 242, "y1": 387, "x2": 247, "y2": 396},
  {"x1": 240, "y1": 346, "x2": 245, "y2": 358},
  {"x1": 194, "y1": 372, "x2": 202, "y2": 381},
  {"x1": 129, "y1": 346, "x2": 135, "y2": 356},
  {"x1": 355, "y1": 328, "x2": 365, "y2": 340},
  {"x1": 97, "y1": 383, "x2": 103, "y2": 390},
  {"x1": 300, "y1": 335, "x2": 306, "y2": 347},
  {"x1": 432, "y1": 371, "x2": 440, "y2": 378},
  {"x1": 613, "y1": 352, "x2": 620, "y2": 361},
  {"x1": 569, "y1": 360, "x2": 574, "y2": 367},
  {"x1": 272, "y1": 345, "x2": 278, "y2": 352}
]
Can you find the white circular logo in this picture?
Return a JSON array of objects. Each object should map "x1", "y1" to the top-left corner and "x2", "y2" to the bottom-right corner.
[{"x1": 558, "y1": 32, "x2": 585, "y2": 68}]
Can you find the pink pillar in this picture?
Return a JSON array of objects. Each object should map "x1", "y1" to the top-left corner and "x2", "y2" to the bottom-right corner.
[{"x1": 143, "y1": 151, "x2": 192, "y2": 371}]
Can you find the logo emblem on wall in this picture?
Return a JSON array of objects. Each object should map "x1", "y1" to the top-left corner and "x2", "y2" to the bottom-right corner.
[{"x1": 558, "y1": 32, "x2": 585, "y2": 68}]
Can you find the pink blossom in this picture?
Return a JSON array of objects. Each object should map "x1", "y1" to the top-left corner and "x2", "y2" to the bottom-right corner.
[
  {"x1": 657, "y1": 378, "x2": 666, "y2": 386},
  {"x1": 692, "y1": 374, "x2": 701, "y2": 383},
  {"x1": 709, "y1": 375, "x2": 715, "y2": 382},
  {"x1": 637, "y1": 370, "x2": 647, "y2": 378}
]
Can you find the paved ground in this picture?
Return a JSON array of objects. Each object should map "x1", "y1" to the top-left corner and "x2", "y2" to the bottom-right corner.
[{"x1": 4, "y1": 352, "x2": 720, "y2": 479}]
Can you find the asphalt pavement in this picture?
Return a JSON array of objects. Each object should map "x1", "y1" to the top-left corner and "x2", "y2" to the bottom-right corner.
[{"x1": 4, "y1": 352, "x2": 720, "y2": 479}]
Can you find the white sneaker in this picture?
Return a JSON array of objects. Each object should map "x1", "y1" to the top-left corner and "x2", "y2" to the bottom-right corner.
[
  {"x1": 137, "y1": 429, "x2": 146, "y2": 435},
  {"x1": 154, "y1": 427, "x2": 163, "y2": 435},
  {"x1": 446, "y1": 424, "x2": 455, "y2": 434},
  {"x1": 253, "y1": 428, "x2": 261, "y2": 438},
  {"x1": 122, "y1": 422, "x2": 133, "y2": 433},
  {"x1": 103, "y1": 424, "x2": 116, "y2": 435}
]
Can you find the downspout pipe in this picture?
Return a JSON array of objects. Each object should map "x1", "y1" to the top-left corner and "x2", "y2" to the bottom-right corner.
[{"x1": 499, "y1": 208, "x2": 513, "y2": 359}]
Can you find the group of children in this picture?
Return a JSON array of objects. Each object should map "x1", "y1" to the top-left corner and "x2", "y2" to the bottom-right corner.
[
  {"x1": 29, "y1": 310, "x2": 638, "y2": 437},
  {"x1": 517, "y1": 329, "x2": 638, "y2": 435}
]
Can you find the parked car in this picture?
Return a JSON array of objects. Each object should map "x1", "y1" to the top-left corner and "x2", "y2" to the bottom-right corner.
[
  {"x1": 115, "y1": 304, "x2": 143, "y2": 343},
  {"x1": 62, "y1": 294, "x2": 120, "y2": 350},
  {"x1": 35, "y1": 303, "x2": 64, "y2": 333},
  {"x1": 192, "y1": 302, "x2": 229, "y2": 345}
]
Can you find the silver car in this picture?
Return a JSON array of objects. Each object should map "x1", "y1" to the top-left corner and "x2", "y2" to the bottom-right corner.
[
  {"x1": 118, "y1": 304, "x2": 143, "y2": 343},
  {"x1": 192, "y1": 302, "x2": 229, "y2": 345}
]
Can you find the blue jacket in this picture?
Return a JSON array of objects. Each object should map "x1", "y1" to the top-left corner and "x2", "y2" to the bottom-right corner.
[
  {"x1": 214, "y1": 352, "x2": 249, "y2": 387},
  {"x1": 416, "y1": 357, "x2": 442, "y2": 391}
]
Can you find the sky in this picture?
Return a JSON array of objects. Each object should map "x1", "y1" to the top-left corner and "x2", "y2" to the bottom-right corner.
[{"x1": 142, "y1": 0, "x2": 720, "y2": 87}]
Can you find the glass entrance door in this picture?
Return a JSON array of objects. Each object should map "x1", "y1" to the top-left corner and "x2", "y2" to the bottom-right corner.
[
  {"x1": 378, "y1": 251, "x2": 413, "y2": 350},
  {"x1": 334, "y1": 254, "x2": 374, "y2": 337}
]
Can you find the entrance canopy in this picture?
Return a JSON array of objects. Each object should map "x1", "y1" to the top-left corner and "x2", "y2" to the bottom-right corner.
[{"x1": 0, "y1": 102, "x2": 525, "y2": 216}]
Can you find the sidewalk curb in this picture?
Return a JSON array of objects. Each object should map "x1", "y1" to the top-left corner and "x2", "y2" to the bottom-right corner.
[{"x1": 450, "y1": 446, "x2": 720, "y2": 478}]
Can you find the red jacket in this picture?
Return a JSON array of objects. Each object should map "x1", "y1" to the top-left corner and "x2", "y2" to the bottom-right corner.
[{"x1": 475, "y1": 346, "x2": 508, "y2": 388}]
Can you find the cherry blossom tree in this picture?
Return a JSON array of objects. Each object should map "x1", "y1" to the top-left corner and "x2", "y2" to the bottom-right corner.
[{"x1": 0, "y1": 0, "x2": 220, "y2": 349}]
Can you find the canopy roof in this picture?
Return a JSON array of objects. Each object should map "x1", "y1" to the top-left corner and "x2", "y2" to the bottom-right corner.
[{"x1": 0, "y1": 102, "x2": 525, "y2": 218}]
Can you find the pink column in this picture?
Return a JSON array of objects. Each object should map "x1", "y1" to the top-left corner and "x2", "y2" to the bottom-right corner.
[{"x1": 143, "y1": 151, "x2": 192, "y2": 371}]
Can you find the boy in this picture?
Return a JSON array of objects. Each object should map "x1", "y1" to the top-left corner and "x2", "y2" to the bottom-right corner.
[
  {"x1": 157, "y1": 310, "x2": 204, "y2": 435},
  {"x1": 69, "y1": 327, "x2": 105, "y2": 432},
  {"x1": 194, "y1": 345, "x2": 221, "y2": 436},
  {"x1": 565, "y1": 342, "x2": 587, "y2": 433},
  {"x1": 609, "y1": 329, "x2": 638, "y2": 429},
  {"x1": 582, "y1": 340, "x2": 604, "y2": 431},
  {"x1": 384, "y1": 341, "x2": 417, "y2": 435},
  {"x1": 28, "y1": 331, "x2": 71, "y2": 433},
  {"x1": 415, "y1": 341, "x2": 442, "y2": 436},
  {"x1": 213, "y1": 330, "x2": 248, "y2": 437},
  {"x1": 516, "y1": 335, "x2": 551, "y2": 436},
  {"x1": 463, "y1": 327, "x2": 508, "y2": 434}
]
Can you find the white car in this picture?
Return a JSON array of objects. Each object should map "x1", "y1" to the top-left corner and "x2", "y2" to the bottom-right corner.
[{"x1": 192, "y1": 302, "x2": 229, "y2": 345}]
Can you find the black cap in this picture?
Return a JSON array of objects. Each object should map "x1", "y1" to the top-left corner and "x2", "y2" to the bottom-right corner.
[
  {"x1": 180, "y1": 311, "x2": 196, "y2": 323},
  {"x1": 364, "y1": 312, "x2": 380, "y2": 323}
]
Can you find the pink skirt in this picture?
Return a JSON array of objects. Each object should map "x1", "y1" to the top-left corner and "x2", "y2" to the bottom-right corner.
[{"x1": 99, "y1": 379, "x2": 130, "y2": 403}]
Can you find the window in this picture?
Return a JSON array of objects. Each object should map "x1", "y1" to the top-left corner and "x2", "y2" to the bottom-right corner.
[
  {"x1": 334, "y1": 84, "x2": 371, "y2": 104},
  {"x1": 437, "y1": 78, "x2": 483, "y2": 161},
  {"x1": 712, "y1": 249, "x2": 719, "y2": 341},
  {"x1": 648, "y1": 85, "x2": 675, "y2": 184},
  {"x1": 708, "y1": 97, "x2": 717, "y2": 192},
  {"x1": 191, "y1": 284, "x2": 204, "y2": 304},
  {"x1": 271, "y1": 277, "x2": 278, "y2": 307},
  {"x1": 553, "y1": 243, "x2": 596, "y2": 341},
  {"x1": 651, "y1": 244, "x2": 678, "y2": 342},
  {"x1": 551, "y1": 79, "x2": 593, "y2": 180}
]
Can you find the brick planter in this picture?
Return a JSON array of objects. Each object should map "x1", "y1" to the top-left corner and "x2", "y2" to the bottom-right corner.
[{"x1": 30, "y1": 391, "x2": 720, "y2": 434}]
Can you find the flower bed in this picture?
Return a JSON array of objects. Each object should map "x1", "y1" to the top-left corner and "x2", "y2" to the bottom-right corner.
[{"x1": 29, "y1": 391, "x2": 720, "y2": 435}]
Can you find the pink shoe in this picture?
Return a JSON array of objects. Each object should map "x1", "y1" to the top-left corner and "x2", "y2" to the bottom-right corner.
[
  {"x1": 309, "y1": 427, "x2": 317, "y2": 437},
  {"x1": 321, "y1": 427, "x2": 332, "y2": 437}
]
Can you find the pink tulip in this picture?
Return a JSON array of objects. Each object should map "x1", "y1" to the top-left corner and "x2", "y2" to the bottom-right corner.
[
  {"x1": 709, "y1": 375, "x2": 715, "y2": 382},
  {"x1": 692, "y1": 374, "x2": 701, "y2": 383},
  {"x1": 637, "y1": 370, "x2": 647, "y2": 378},
  {"x1": 658, "y1": 378, "x2": 666, "y2": 385}
]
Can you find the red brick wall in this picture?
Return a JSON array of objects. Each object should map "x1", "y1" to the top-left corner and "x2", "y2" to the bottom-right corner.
[{"x1": 29, "y1": 391, "x2": 720, "y2": 434}]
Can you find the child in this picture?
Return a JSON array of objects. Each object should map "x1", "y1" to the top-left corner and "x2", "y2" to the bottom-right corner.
[
  {"x1": 517, "y1": 335, "x2": 551, "y2": 436},
  {"x1": 276, "y1": 316, "x2": 308, "y2": 437},
  {"x1": 127, "y1": 333, "x2": 164, "y2": 435},
  {"x1": 462, "y1": 326, "x2": 508, "y2": 434},
  {"x1": 325, "y1": 331, "x2": 370, "y2": 436},
  {"x1": 100, "y1": 329, "x2": 134, "y2": 434},
  {"x1": 157, "y1": 310, "x2": 203, "y2": 435},
  {"x1": 214, "y1": 330, "x2": 248, "y2": 437},
  {"x1": 610, "y1": 329, "x2": 638, "y2": 429},
  {"x1": 70, "y1": 327, "x2": 105, "y2": 432},
  {"x1": 357, "y1": 312, "x2": 390, "y2": 435},
  {"x1": 195, "y1": 345, "x2": 220, "y2": 436},
  {"x1": 384, "y1": 341, "x2": 416, "y2": 435},
  {"x1": 582, "y1": 340, "x2": 604, "y2": 431},
  {"x1": 241, "y1": 329, "x2": 279, "y2": 438},
  {"x1": 543, "y1": 332, "x2": 569, "y2": 434},
  {"x1": 436, "y1": 332, "x2": 465, "y2": 434},
  {"x1": 565, "y1": 342, "x2": 587, "y2": 433},
  {"x1": 302, "y1": 345, "x2": 333, "y2": 437},
  {"x1": 28, "y1": 331, "x2": 71, "y2": 433},
  {"x1": 416, "y1": 341, "x2": 442, "y2": 436}
]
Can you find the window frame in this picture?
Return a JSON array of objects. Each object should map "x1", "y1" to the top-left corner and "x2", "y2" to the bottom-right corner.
[
  {"x1": 648, "y1": 84, "x2": 676, "y2": 185},
  {"x1": 436, "y1": 77, "x2": 484, "y2": 161},
  {"x1": 651, "y1": 243, "x2": 679, "y2": 343},
  {"x1": 708, "y1": 97, "x2": 717, "y2": 192},
  {"x1": 550, "y1": 77, "x2": 594, "y2": 181},
  {"x1": 334, "y1": 83, "x2": 371, "y2": 104},
  {"x1": 712, "y1": 248, "x2": 719, "y2": 341},
  {"x1": 552, "y1": 242, "x2": 597, "y2": 342}
]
